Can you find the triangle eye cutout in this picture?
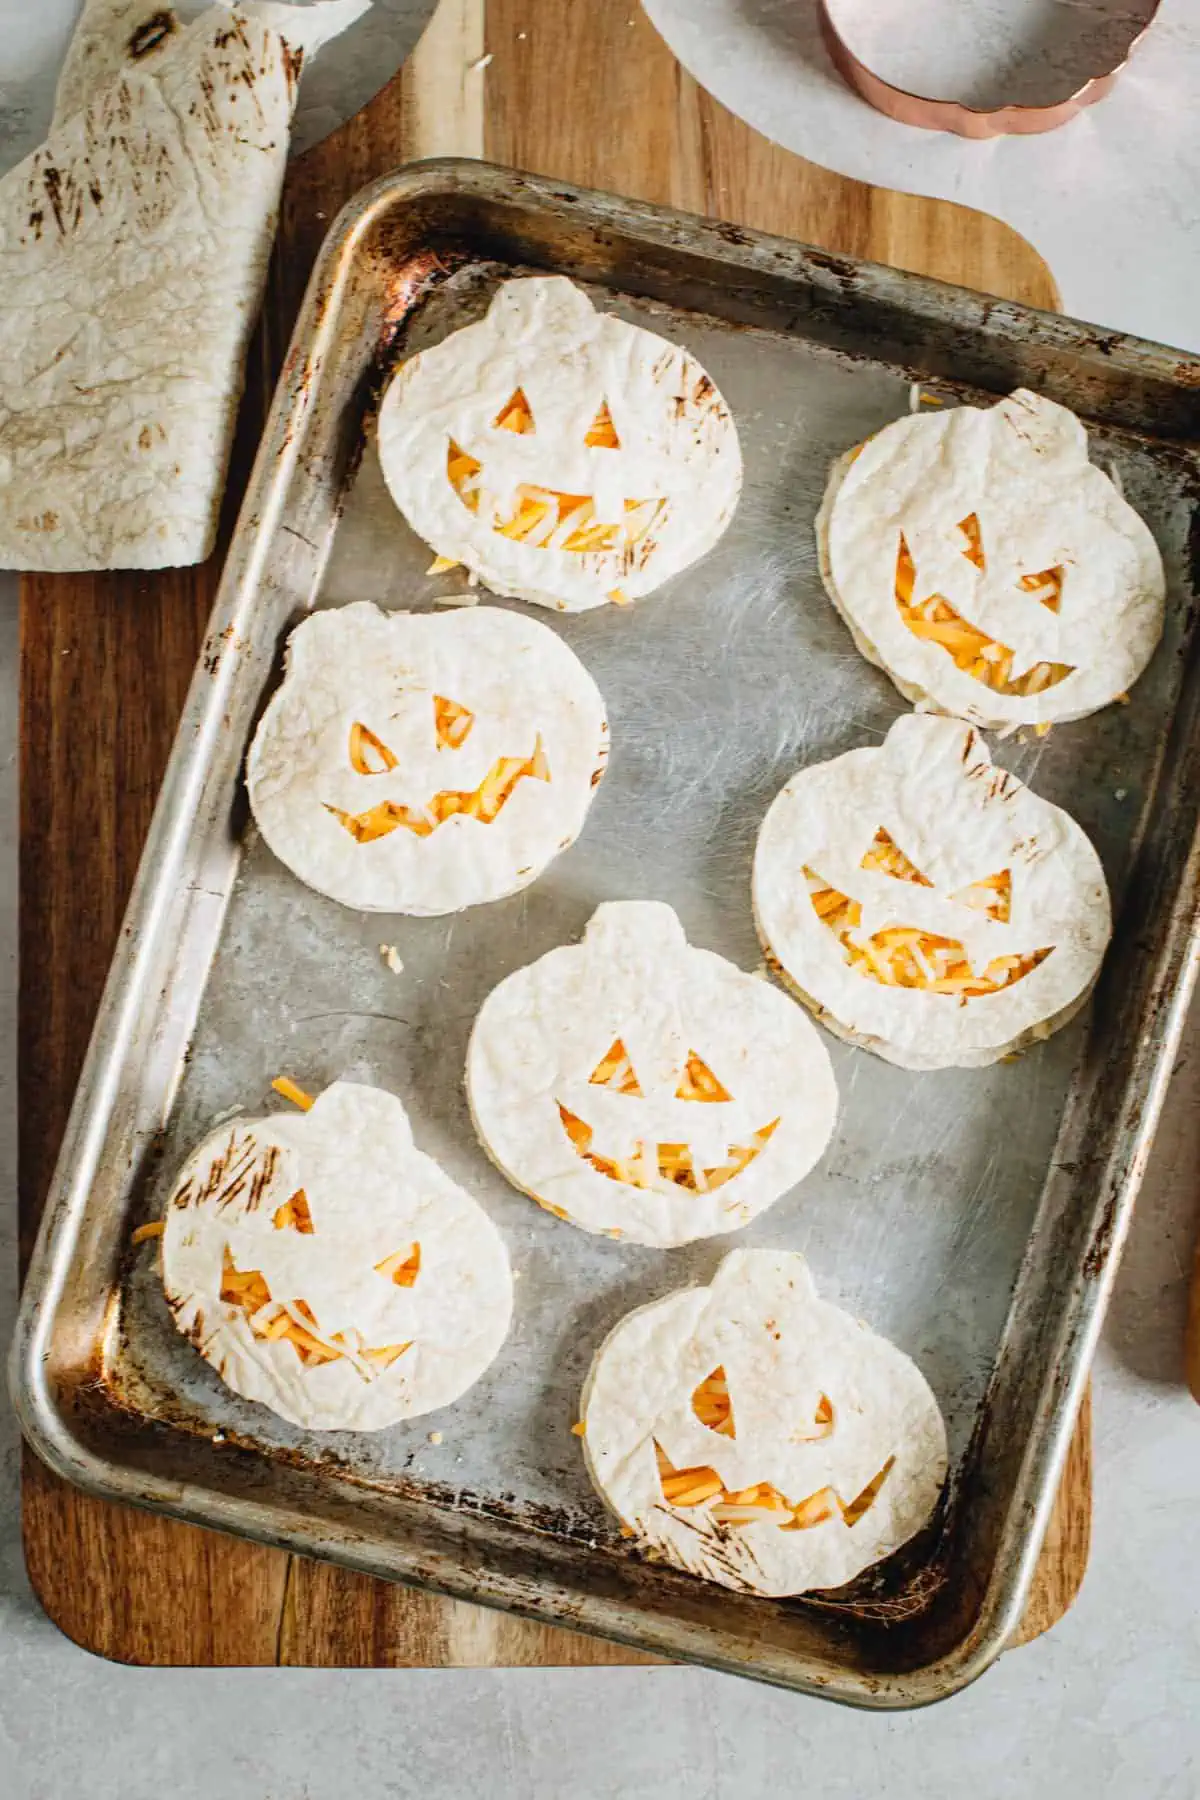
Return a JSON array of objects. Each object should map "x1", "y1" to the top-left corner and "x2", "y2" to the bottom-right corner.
[
  {"x1": 588, "y1": 1038, "x2": 643, "y2": 1096},
  {"x1": 272, "y1": 1189, "x2": 313, "y2": 1233},
  {"x1": 692, "y1": 1366, "x2": 736, "y2": 1438},
  {"x1": 1018, "y1": 566, "x2": 1065, "y2": 613},
  {"x1": 585, "y1": 401, "x2": 621, "y2": 449},
  {"x1": 958, "y1": 513, "x2": 986, "y2": 570},
  {"x1": 375, "y1": 1244, "x2": 421, "y2": 1288},
  {"x1": 798, "y1": 1393, "x2": 836, "y2": 1441},
  {"x1": 950, "y1": 867, "x2": 1012, "y2": 923},
  {"x1": 349, "y1": 722, "x2": 398, "y2": 775},
  {"x1": 433, "y1": 693, "x2": 475, "y2": 750},
  {"x1": 676, "y1": 1052, "x2": 732, "y2": 1103},
  {"x1": 493, "y1": 388, "x2": 535, "y2": 433},
  {"x1": 859, "y1": 827, "x2": 933, "y2": 887}
]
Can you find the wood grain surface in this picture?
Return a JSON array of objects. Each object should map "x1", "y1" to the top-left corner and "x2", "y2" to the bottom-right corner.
[{"x1": 18, "y1": 0, "x2": 1088, "y2": 1666}]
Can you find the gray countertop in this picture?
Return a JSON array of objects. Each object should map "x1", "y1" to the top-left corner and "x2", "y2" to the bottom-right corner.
[{"x1": 2, "y1": 4, "x2": 1199, "y2": 1794}]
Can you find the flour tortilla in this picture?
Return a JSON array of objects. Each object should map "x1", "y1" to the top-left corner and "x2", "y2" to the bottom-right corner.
[
  {"x1": 377, "y1": 276, "x2": 743, "y2": 612},
  {"x1": 0, "y1": 0, "x2": 368, "y2": 572},
  {"x1": 466, "y1": 901, "x2": 838, "y2": 1247},
  {"x1": 753, "y1": 713, "x2": 1112, "y2": 1070},
  {"x1": 816, "y1": 389, "x2": 1165, "y2": 728},
  {"x1": 247, "y1": 601, "x2": 609, "y2": 914},
  {"x1": 581, "y1": 1249, "x2": 947, "y2": 1597},
  {"x1": 160, "y1": 1080, "x2": 513, "y2": 1432}
]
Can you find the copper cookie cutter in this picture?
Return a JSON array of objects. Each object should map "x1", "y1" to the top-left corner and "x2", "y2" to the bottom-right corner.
[{"x1": 818, "y1": 0, "x2": 1162, "y2": 138}]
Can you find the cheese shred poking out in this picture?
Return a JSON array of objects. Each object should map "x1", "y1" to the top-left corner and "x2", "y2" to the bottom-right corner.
[{"x1": 272, "y1": 1077, "x2": 315, "y2": 1111}]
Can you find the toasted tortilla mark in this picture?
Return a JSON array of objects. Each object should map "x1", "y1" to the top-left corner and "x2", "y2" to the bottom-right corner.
[
  {"x1": 895, "y1": 532, "x2": 1074, "y2": 699},
  {"x1": 375, "y1": 1244, "x2": 421, "y2": 1287},
  {"x1": 272, "y1": 1076, "x2": 315, "y2": 1111},
  {"x1": 588, "y1": 1038, "x2": 643, "y2": 1096},
  {"x1": 676, "y1": 1051, "x2": 732, "y2": 1103},
  {"x1": 129, "y1": 11, "x2": 174, "y2": 56},
  {"x1": 272, "y1": 1189, "x2": 313, "y2": 1233},
  {"x1": 433, "y1": 693, "x2": 474, "y2": 750},
  {"x1": 691, "y1": 1367, "x2": 735, "y2": 1438},
  {"x1": 446, "y1": 439, "x2": 666, "y2": 555},
  {"x1": 655, "y1": 1442, "x2": 896, "y2": 1531},
  {"x1": 585, "y1": 402, "x2": 620, "y2": 449},
  {"x1": 349, "y1": 721, "x2": 397, "y2": 775},
  {"x1": 804, "y1": 868, "x2": 1052, "y2": 996},
  {"x1": 493, "y1": 388, "x2": 534, "y2": 434},
  {"x1": 859, "y1": 827, "x2": 932, "y2": 887},
  {"x1": 557, "y1": 1104, "x2": 779, "y2": 1195},
  {"x1": 326, "y1": 737, "x2": 551, "y2": 843}
]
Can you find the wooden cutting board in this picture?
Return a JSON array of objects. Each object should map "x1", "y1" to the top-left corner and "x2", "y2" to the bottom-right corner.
[{"x1": 18, "y1": 0, "x2": 1090, "y2": 1666}]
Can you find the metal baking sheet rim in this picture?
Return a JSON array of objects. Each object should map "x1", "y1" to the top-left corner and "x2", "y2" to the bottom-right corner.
[{"x1": 11, "y1": 159, "x2": 1200, "y2": 1707}]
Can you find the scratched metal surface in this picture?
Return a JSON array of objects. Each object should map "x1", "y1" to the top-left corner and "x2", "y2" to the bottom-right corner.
[{"x1": 14, "y1": 166, "x2": 1200, "y2": 1704}]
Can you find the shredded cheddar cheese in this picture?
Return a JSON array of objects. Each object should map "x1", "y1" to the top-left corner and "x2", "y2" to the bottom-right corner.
[
  {"x1": 589, "y1": 1038, "x2": 643, "y2": 1096},
  {"x1": 272, "y1": 1189, "x2": 314, "y2": 1233},
  {"x1": 446, "y1": 438, "x2": 665, "y2": 555},
  {"x1": 219, "y1": 1245, "x2": 412, "y2": 1377},
  {"x1": 349, "y1": 721, "x2": 398, "y2": 775},
  {"x1": 374, "y1": 1244, "x2": 421, "y2": 1287},
  {"x1": 272, "y1": 1076, "x2": 315, "y2": 1111},
  {"x1": 804, "y1": 868, "x2": 1049, "y2": 996},
  {"x1": 433, "y1": 693, "x2": 474, "y2": 750},
  {"x1": 675, "y1": 1051, "x2": 732, "y2": 1104},
  {"x1": 493, "y1": 388, "x2": 535, "y2": 434},
  {"x1": 558, "y1": 1105, "x2": 779, "y2": 1194},
  {"x1": 691, "y1": 1367, "x2": 736, "y2": 1438},
  {"x1": 131, "y1": 1220, "x2": 165, "y2": 1244},
  {"x1": 327, "y1": 737, "x2": 550, "y2": 843},
  {"x1": 654, "y1": 1442, "x2": 896, "y2": 1531},
  {"x1": 895, "y1": 527, "x2": 1072, "y2": 698}
]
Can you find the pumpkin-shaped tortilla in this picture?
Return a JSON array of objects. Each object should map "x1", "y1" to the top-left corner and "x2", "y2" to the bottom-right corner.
[
  {"x1": 581, "y1": 1250, "x2": 947, "y2": 1596},
  {"x1": 753, "y1": 713, "x2": 1112, "y2": 1070},
  {"x1": 817, "y1": 389, "x2": 1165, "y2": 728},
  {"x1": 246, "y1": 602, "x2": 608, "y2": 914},
  {"x1": 161, "y1": 1081, "x2": 513, "y2": 1431},
  {"x1": 377, "y1": 276, "x2": 742, "y2": 612},
  {"x1": 466, "y1": 901, "x2": 838, "y2": 1247}
]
